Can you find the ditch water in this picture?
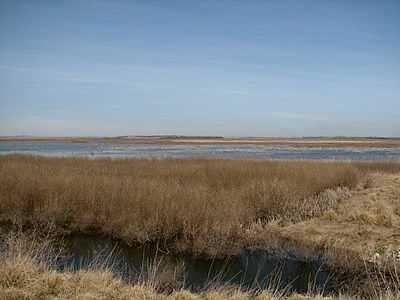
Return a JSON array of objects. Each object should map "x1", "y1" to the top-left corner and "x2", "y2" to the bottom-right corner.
[
  {"x1": 1, "y1": 140, "x2": 400, "y2": 160},
  {"x1": 60, "y1": 233, "x2": 335, "y2": 294}
]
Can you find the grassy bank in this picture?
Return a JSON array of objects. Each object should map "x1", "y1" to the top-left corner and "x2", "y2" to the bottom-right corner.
[
  {"x1": 0, "y1": 155, "x2": 370, "y2": 256},
  {"x1": 0, "y1": 231, "x2": 399, "y2": 300}
]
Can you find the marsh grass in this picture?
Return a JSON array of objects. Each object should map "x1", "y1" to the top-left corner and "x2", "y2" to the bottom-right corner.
[
  {"x1": 353, "y1": 161, "x2": 400, "y2": 175},
  {"x1": 0, "y1": 231, "x2": 399, "y2": 300},
  {"x1": 0, "y1": 155, "x2": 371, "y2": 256}
]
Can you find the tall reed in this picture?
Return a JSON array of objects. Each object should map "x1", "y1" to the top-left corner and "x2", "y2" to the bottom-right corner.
[{"x1": 0, "y1": 155, "x2": 370, "y2": 255}]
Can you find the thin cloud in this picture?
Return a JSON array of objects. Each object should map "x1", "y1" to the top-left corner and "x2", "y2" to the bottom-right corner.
[
  {"x1": 269, "y1": 112, "x2": 330, "y2": 122},
  {"x1": 0, "y1": 65, "x2": 126, "y2": 85}
]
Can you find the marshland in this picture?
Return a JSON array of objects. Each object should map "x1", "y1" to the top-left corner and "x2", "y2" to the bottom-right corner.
[
  {"x1": 2, "y1": 1, "x2": 400, "y2": 299},
  {"x1": 0, "y1": 154, "x2": 400, "y2": 299}
]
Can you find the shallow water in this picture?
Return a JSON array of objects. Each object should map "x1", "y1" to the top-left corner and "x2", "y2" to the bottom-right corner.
[
  {"x1": 61, "y1": 234, "x2": 334, "y2": 294},
  {"x1": 1, "y1": 140, "x2": 400, "y2": 160}
]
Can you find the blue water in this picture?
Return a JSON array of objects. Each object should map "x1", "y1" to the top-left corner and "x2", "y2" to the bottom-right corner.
[{"x1": 0, "y1": 140, "x2": 400, "y2": 160}]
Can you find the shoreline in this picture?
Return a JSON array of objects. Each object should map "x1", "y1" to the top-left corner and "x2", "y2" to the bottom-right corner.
[{"x1": 1, "y1": 136, "x2": 400, "y2": 148}]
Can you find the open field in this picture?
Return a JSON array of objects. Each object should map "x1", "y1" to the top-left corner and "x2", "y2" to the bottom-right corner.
[
  {"x1": 1, "y1": 155, "x2": 400, "y2": 299},
  {"x1": 2, "y1": 136, "x2": 400, "y2": 148}
]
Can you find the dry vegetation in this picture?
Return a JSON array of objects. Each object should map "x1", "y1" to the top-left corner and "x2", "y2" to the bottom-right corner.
[
  {"x1": 275, "y1": 171, "x2": 400, "y2": 266},
  {"x1": 0, "y1": 155, "x2": 370, "y2": 256},
  {"x1": 1, "y1": 155, "x2": 400, "y2": 299},
  {"x1": 0, "y1": 156, "x2": 399, "y2": 258},
  {"x1": 0, "y1": 231, "x2": 399, "y2": 300}
]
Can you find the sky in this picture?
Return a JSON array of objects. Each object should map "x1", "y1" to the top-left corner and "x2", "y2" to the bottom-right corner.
[{"x1": 0, "y1": 0, "x2": 399, "y2": 137}]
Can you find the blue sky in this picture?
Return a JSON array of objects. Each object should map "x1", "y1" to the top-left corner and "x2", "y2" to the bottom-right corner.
[{"x1": 0, "y1": 0, "x2": 399, "y2": 137}]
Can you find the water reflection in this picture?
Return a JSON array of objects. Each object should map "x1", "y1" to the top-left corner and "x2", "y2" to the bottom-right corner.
[{"x1": 61, "y1": 234, "x2": 334, "y2": 294}]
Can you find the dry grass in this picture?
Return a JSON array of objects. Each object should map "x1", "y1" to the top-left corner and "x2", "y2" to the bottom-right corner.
[
  {"x1": 1, "y1": 156, "x2": 400, "y2": 299},
  {"x1": 0, "y1": 155, "x2": 367, "y2": 256},
  {"x1": 0, "y1": 232, "x2": 399, "y2": 300},
  {"x1": 271, "y1": 172, "x2": 400, "y2": 276},
  {"x1": 352, "y1": 161, "x2": 400, "y2": 175}
]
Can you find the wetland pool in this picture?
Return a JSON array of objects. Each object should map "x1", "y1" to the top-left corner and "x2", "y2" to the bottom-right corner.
[{"x1": 59, "y1": 233, "x2": 337, "y2": 294}]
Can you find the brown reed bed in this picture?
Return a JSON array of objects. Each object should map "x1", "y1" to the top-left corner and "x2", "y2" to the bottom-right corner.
[
  {"x1": 1, "y1": 155, "x2": 400, "y2": 299},
  {"x1": 1, "y1": 155, "x2": 399, "y2": 257},
  {"x1": 0, "y1": 155, "x2": 362, "y2": 255}
]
